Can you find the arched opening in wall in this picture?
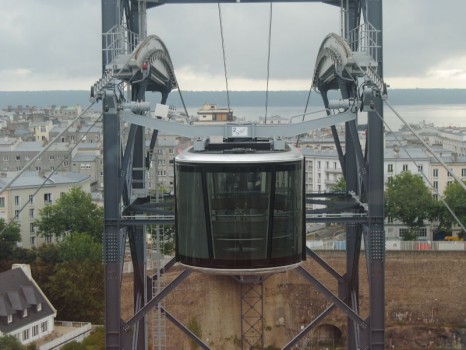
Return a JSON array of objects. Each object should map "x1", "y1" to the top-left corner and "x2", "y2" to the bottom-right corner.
[{"x1": 310, "y1": 324, "x2": 343, "y2": 348}]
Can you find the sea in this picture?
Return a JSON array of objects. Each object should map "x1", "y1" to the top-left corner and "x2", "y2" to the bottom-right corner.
[{"x1": 184, "y1": 104, "x2": 466, "y2": 131}]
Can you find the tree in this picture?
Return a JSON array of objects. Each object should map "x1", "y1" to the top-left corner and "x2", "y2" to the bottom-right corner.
[
  {"x1": 0, "y1": 219, "x2": 21, "y2": 262},
  {"x1": 45, "y1": 261, "x2": 104, "y2": 323},
  {"x1": 0, "y1": 335, "x2": 36, "y2": 349},
  {"x1": 385, "y1": 172, "x2": 436, "y2": 240},
  {"x1": 442, "y1": 180, "x2": 466, "y2": 231},
  {"x1": 329, "y1": 177, "x2": 346, "y2": 192},
  {"x1": 35, "y1": 187, "x2": 104, "y2": 242},
  {"x1": 37, "y1": 233, "x2": 104, "y2": 324},
  {"x1": 58, "y1": 232, "x2": 102, "y2": 263}
]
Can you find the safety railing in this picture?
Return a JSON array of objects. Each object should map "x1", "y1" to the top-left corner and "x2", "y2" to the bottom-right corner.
[
  {"x1": 346, "y1": 22, "x2": 380, "y2": 63},
  {"x1": 102, "y1": 25, "x2": 140, "y2": 68},
  {"x1": 307, "y1": 240, "x2": 466, "y2": 251}
]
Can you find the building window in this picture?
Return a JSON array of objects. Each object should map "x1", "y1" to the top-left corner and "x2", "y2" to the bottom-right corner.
[
  {"x1": 16, "y1": 155, "x2": 21, "y2": 161},
  {"x1": 49, "y1": 155, "x2": 54, "y2": 160},
  {"x1": 448, "y1": 169, "x2": 453, "y2": 177},
  {"x1": 37, "y1": 303, "x2": 42, "y2": 312},
  {"x1": 22, "y1": 329, "x2": 29, "y2": 341},
  {"x1": 36, "y1": 166, "x2": 41, "y2": 171},
  {"x1": 40, "y1": 126, "x2": 46, "y2": 132},
  {"x1": 14, "y1": 210, "x2": 20, "y2": 218},
  {"x1": 433, "y1": 181, "x2": 438, "y2": 190},
  {"x1": 417, "y1": 165, "x2": 423, "y2": 172},
  {"x1": 22, "y1": 309, "x2": 28, "y2": 318},
  {"x1": 29, "y1": 208, "x2": 34, "y2": 219},
  {"x1": 7, "y1": 314, "x2": 12, "y2": 324},
  {"x1": 0, "y1": 197, "x2": 4, "y2": 208},
  {"x1": 433, "y1": 169, "x2": 438, "y2": 178},
  {"x1": 402, "y1": 164, "x2": 408, "y2": 172},
  {"x1": 30, "y1": 223, "x2": 35, "y2": 233},
  {"x1": 25, "y1": 156, "x2": 29, "y2": 161},
  {"x1": 45, "y1": 235, "x2": 52, "y2": 244},
  {"x1": 3, "y1": 156, "x2": 8, "y2": 161},
  {"x1": 30, "y1": 237, "x2": 35, "y2": 246},
  {"x1": 44, "y1": 193, "x2": 52, "y2": 204},
  {"x1": 41, "y1": 321, "x2": 48, "y2": 332},
  {"x1": 32, "y1": 324, "x2": 39, "y2": 337},
  {"x1": 462, "y1": 168, "x2": 466, "y2": 177},
  {"x1": 318, "y1": 161, "x2": 321, "y2": 170},
  {"x1": 387, "y1": 164, "x2": 393, "y2": 173},
  {"x1": 14, "y1": 196, "x2": 20, "y2": 206}
]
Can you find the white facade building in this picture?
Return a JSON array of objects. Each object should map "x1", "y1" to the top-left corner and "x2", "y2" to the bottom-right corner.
[{"x1": 0, "y1": 171, "x2": 92, "y2": 248}]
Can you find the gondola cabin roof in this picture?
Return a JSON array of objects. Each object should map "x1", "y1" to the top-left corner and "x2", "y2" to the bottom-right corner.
[{"x1": 176, "y1": 140, "x2": 303, "y2": 164}]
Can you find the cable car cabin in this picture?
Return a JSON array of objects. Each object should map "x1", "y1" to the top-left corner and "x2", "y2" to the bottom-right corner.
[{"x1": 175, "y1": 139, "x2": 305, "y2": 274}]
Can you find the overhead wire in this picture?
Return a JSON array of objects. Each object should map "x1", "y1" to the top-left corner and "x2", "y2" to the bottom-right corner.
[
  {"x1": 372, "y1": 107, "x2": 466, "y2": 232},
  {"x1": 384, "y1": 100, "x2": 466, "y2": 193},
  {"x1": 264, "y1": 2, "x2": 273, "y2": 124},
  {"x1": 295, "y1": 85, "x2": 314, "y2": 147},
  {"x1": 342, "y1": 55, "x2": 466, "y2": 231},
  {"x1": 217, "y1": 3, "x2": 231, "y2": 111},
  {"x1": 0, "y1": 102, "x2": 97, "y2": 196},
  {"x1": 0, "y1": 113, "x2": 104, "y2": 236}
]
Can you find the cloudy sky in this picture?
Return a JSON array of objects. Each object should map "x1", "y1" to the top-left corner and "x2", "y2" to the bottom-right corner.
[{"x1": 1, "y1": 0, "x2": 465, "y2": 91}]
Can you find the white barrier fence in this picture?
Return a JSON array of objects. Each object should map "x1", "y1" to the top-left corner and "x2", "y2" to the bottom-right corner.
[
  {"x1": 39, "y1": 322, "x2": 92, "y2": 350},
  {"x1": 307, "y1": 240, "x2": 466, "y2": 251}
]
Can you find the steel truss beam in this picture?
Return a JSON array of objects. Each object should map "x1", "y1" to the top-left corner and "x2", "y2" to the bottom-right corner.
[{"x1": 102, "y1": 1, "x2": 383, "y2": 349}]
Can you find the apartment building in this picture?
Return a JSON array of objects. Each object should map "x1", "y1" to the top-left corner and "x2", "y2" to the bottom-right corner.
[
  {"x1": 0, "y1": 139, "x2": 75, "y2": 173},
  {"x1": 0, "y1": 171, "x2": 92, "y2": 248}
]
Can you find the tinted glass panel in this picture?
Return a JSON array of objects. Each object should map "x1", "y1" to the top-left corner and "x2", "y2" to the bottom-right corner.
[
  {"x1": 176, "y1": 167, "x2": 209, "y2": 259},
  {"x1": 207, "y1": 169, "x2": 271, "y2": 260}
]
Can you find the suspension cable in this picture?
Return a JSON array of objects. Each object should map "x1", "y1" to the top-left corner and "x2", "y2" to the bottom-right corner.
[
  {"x1": 342, "y1": 62, "x2": 466, "y2": 230},
  {"x1": 0, "y1": 101, "x2": 96, "y2": 195},
  {"x1": 295, "y1": 85, "x2": 313, "y2": 147},
  {"x1": 384, "y1": 100, "x2": 466, "y2": 193},
  {"x1": 264, "y1": 2, "x2": 273, "y2": 124},
  {"x1": 217, "y1": 3, "x2": 231, "y2": 111},
  {"x1": 372, "y1": 108, "x2": 466, "y2": 232},
  {"x1": 0, "y1": 113, "x2": 103, "y2": 236}
]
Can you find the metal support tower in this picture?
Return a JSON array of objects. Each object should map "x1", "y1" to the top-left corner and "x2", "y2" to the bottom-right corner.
[
  {"x1": 101, "y1": 1, "x2": 385, "y2": 349},
  {"x1": 239, "y1": 276, "x2": 265, "y2": 349}
]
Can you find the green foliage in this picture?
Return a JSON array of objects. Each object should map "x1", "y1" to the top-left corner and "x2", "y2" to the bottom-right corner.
[
  {"x1": 35, "y1": 243, "x2": 62, "y2": 264},
  {"x1": 81, "y1": 327, "x2": 104, "y2": 349},
  {"x1": 329, "y1": 177, "x2": 346, "y2": 192},
  {"x1": 0, "y1": 219, "x2": 21, "y2": 260},
  {"x1": 148, "y1": 225, "x2": 175, "y2": 255},
  {"x1": 58, "y1": 232, "x2": 102, "y2": 263},
  {"x1": 385, "y1": 172, "x2": 436, "y2": 236},
  {"x1": 35, "y1": 187, "x2": 104, "y2": 241},
  {"x1": 44, "y1": 261, "x2": 104, "y2": 324},
  {"x1": 61, "y1": 342, "x2": 83, "y2": 350},
  {"x1": 61, "y1": 328, "x2": 104, "y2": 350},
  {"x1": 0, "y1": 335, "x2": 29, "y2": 349},
  {"x1": 442, "y1": 181, "x2": 466, "y2": 229},
  {"x1": 186, "y1": 316, "x2": 203, "y2": 350}
]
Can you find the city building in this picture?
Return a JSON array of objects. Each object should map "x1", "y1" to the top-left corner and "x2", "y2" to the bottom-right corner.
[
  {"x1": 196, "y1": 103, "x2": 234, "y2": 123},
  {"x1": 0, "y1": 171, "x2": 92, "y2": 248}
]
